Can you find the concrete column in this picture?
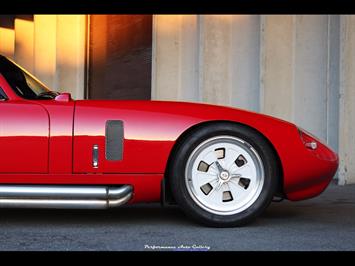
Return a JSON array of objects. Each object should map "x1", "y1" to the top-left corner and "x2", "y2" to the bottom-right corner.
[
  {"x1": 14, "y1": 19, "x2": 34, "y2": 73},
  {"x1": 152, "y1": 15, "x2": 199, "y2": 101},
  {"x1": 34, "y1": 15, "x2": 57, "y2": 88},
  {"x1": 152, "y1": 15, "x2": 182, "y2": 100},
  {"x1": 326, "y1": 15, "x2": 340, "y2": 152},
  {"x1": 260, "y1": 15, "x2": 294, "y2": 121},
  {"x1": 0, "y1": 27, "x2": 15, "y2": 59},
  {"x1": 55, "y1": 15, "x2": 86, "y2": 99},
  {"x1": 293, "y1": 16, "x2": 329, "y2": 142},
  {"x1": 339, "y1": 15, "x2": 355, "y2": 184},
  {"x1": 200, "y1": 15, "x2": 233, "y2": 105},
  {"x1": 179, "y1": 15, "x2": 199, "y2": 101},
  {"x1": 230, "y1": 15, "x2": 260, "y2": 112}
]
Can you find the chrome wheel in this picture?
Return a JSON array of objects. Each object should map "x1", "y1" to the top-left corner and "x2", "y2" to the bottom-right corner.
[{"x1": 185, "y1": 136, "x2": 265, "y2": 215}]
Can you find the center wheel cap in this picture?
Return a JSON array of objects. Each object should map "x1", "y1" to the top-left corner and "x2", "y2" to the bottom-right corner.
[{"x1": 220, "y1": 171, "x2": 230, "y2": 180}]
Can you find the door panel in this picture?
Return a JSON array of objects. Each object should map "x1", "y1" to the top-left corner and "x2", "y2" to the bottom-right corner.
[
  {"x1": 0, "y1": 101, "x2": 49, "y2": 173},
  {"x1": 72, "y1": 101, "x2": 175, "y2": 174}
]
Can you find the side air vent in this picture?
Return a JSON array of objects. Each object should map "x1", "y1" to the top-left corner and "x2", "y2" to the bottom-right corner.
[{"x1": 105, "y1": 120, "x2": 124, "y2": 161}]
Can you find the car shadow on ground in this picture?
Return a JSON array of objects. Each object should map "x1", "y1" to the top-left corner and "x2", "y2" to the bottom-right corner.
[
  {"x1": 0, "y1": 202, "x2": 306, "y2": 228},
  {"x1": 0, "y1": 204, "x2": 192, "y2": 226}
]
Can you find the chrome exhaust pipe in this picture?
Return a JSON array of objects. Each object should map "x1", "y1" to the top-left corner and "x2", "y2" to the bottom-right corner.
[{"x1": 0, "y1": 185, "x2": 133, "y2": 209}]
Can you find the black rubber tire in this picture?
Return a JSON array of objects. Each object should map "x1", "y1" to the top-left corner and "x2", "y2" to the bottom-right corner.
[{"x1": 169, "y1": 122, "x2": 279, "y2": 227}]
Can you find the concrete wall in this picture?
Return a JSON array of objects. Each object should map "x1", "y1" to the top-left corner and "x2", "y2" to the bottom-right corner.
[
  {"x1": 152, "y1": 15, "x2": 355, "y2": 185},
  {"x1": 0, "y1": 27, "x2": 15, "y2": 59},
  {"x1": 339, "y1": 16, "x2": 355, "y2": 185}
]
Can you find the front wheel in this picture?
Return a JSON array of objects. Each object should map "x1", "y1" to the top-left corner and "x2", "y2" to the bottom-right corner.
[{"x1": 169, "y1": 123, "x2": 279, "y2": 227}]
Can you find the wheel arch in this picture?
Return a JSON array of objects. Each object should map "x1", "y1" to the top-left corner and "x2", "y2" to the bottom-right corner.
[{"x1": 161, "y1": 120, "x2": 284, "y2": 205}]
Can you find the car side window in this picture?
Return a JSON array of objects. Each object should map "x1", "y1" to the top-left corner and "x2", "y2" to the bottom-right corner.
[
  {"x1": 0, "y1": 87, "x2": 7, "y2": 101},
  {"x1": 0, "y1": 56, "x2": 54, "y2": 100}
]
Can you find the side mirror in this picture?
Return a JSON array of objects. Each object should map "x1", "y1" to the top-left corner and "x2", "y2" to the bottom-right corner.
[{"x1": 55, "y1": 92, "x2": 72, "y2": 102}]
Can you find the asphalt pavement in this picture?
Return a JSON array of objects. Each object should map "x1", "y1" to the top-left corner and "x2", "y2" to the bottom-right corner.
[{"x1": 0, "y1": 182, "x2": 354, "y2": 251}]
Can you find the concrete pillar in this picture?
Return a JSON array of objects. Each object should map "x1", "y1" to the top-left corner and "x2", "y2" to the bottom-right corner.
[
  {"x1": 152, "y1": 15, "x2": 199, "y2": 101},
  {"x1": 339, "y1": 15, "x2": 355, "y2": 184},
  {"x1": 260, "y1": 15, "x2": 294, "y2": 121},
  {"x1": 180, "y1": 15, "x2": 199, "y2": 101},
  {"x1": 230, "y1": 15, "x2": 260, "y2": 112},
  {"x1": 326, "y1": 15, "x2": 340, "y2": 152},
  {"x1": 34, "y1": 15, "x2": 57, "y2": 88},
  {"x1": 0, "y1": 27, "x2": 15, "y2": 59},
  {"x1": 152, "y1": 15, "x2": 183, "y2": 100},
  {"x1": 14, "y1": 19, "x2": 34, "y2": 73},
  {"x1": 293, "y1": 16, "x2": 329, "y2": 142},
  {"x1": 200, "y1": 15, "x2": 233, "y2": 105},
  {"x1": 55, "y1": 15, "x2": 86, "y2": 99}
]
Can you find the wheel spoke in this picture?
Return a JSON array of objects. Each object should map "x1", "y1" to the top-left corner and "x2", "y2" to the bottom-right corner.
[
  {"x1": 207, "y1": 163, "x2": 219, "y2": 175},
  {"x1": 222, "y1": 183, "x2": 234, "y2": 202},
  {"x1": 234, "y1": 165, "x2": 255, "y2": 182},
  {"x1": 230, "y1": 173, "x2": 241, "y2": 179},
  {"x1": 229, "y1": 179, "x2": 249, "y2": 200},
  {"x1": 228, "y1": 158, "x2": 248, "y2": 173},
  {"x1": 224, "y1": 148, "x2": 240, "y2": 168},
  {"x1": 203, "y1": 151, "x2": 218, "y2": 165},
  {"x1": 194, "y1": 173, "x2": 218, "y2": 188},
  {"x1": 207, "y1": 183, "x2": 225, "y2": 204}
]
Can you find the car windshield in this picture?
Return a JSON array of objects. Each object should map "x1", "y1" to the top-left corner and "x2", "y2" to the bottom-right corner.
[{"x1": 0, "y1": 55, "x2": 58, "y2": 100}]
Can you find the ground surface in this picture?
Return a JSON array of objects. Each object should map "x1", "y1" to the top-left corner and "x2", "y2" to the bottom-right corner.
[{"x1": 0, "y1": 182, "x2": 354, "y2": 251}]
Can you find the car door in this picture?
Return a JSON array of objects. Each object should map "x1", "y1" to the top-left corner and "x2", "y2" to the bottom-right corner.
[{"x1": 0, "y1": 98, "x2": 49, "y2": 173}]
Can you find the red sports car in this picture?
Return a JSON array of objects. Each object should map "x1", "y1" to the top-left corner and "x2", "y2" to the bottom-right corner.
[{"x1": 0, "y1": 55, "x2": 338, "y2": 227}]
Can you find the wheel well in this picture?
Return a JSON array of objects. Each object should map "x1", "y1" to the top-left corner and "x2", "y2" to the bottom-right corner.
[{"x1": 161, "y1": 120, "x2": 284, "y2": 206}]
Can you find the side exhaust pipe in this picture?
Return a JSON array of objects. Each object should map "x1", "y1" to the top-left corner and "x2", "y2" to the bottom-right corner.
[{"x1": 0, "y1": 185, "x2": 133, "y2": 209}]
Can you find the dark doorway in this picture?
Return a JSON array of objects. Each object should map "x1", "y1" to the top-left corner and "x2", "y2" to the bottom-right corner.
[{"x1": 88, "y1": 15, "x2": 152, "y2": 100}]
